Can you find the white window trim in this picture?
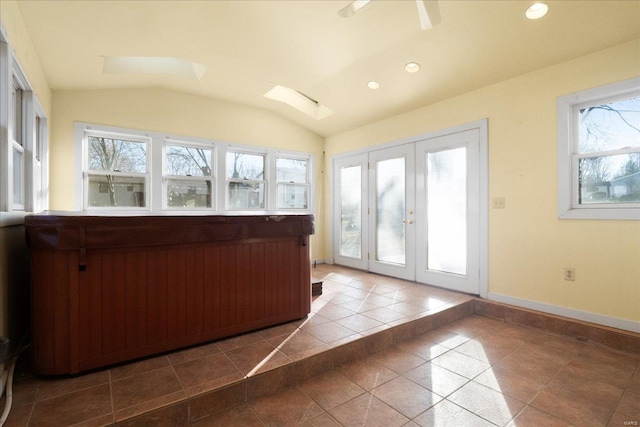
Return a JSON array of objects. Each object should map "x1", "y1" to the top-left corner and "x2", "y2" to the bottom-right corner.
[
  {"x1": 163, "y1": 139, "x2": 216, "y2": 211},
  {"x1": 557, "y1": 77, "x2": 640, "y2": 220},
  {"x1": 80, "y1": 128, "x2": 151, "y2": 211},
  {"x1": 0, "y1": 24, "x2": 48, "y2": 216},
  {"x1": 274, "y1": 155, "x2": 311, "y2": 210},
  {"x1": 74, "y1": 122, "x2": 314, "y2": 214},
  {"x1": 225, "y1": 148, "x2": 268, "y2": 211}
]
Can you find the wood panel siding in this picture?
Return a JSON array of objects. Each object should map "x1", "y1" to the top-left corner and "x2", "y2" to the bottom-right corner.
[{"x1": 26, "y1": 214, "x2": 313, "y2": 375}]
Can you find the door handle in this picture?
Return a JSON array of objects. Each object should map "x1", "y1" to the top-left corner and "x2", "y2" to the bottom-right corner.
[{"x1": 403, "y1": 219, "x2": 414, "y2": 224}]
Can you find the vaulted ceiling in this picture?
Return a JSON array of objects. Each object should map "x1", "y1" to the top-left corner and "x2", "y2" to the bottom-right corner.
[{"x1": 15, "y1": 0, "x2": 640, "y2": 136}]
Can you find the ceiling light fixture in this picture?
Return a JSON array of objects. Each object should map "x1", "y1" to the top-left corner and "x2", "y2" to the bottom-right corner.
[
  {"x1": 102, "y1": 56, "x2": 207, "y2": 80},
  {"x1": 263, "y1": 85, "x2": 335, "y2": 120},
  {"x1": 367, "y1": 81, "x2": 380, "y2": 90},
  {"x1": 526, "y1": 2, "x2": 548, "y2": 20},
  {"x1": 405, "y1": 62, "x2": 421, "y2": 73}
]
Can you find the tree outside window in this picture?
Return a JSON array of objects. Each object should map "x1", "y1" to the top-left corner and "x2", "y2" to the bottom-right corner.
[{"x1": 577, "y1": 96, "x2": 640, "y2": 204}]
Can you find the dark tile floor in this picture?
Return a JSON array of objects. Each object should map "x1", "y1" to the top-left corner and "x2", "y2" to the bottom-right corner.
[{"x1": 4, "y1": 264, "x2": 640, "y2": 426}]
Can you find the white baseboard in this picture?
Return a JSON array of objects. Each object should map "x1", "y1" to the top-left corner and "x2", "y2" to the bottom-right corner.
[{"x1": 487, "y1": 292, "x2": 640, "y2": 334}]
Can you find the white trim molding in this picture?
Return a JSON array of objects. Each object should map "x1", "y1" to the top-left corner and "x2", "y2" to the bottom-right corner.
[{"x1": 557, "y1": 77, "x2": 640, "y2": 221}]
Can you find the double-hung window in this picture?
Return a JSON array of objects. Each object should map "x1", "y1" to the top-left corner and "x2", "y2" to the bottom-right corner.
[
  {"x1": 276, "y1": 156, "x2": 309, "y2": 209},
  {"x1": 164, "y1": 141, "x2": 214, "y2": 209},
  {"x1": 84, "y1": 132, "x2": 149, "y2": 209},
  {"x1": 75, "y1": 122, "x2": 313, "y2": 213},
  {"x1": 1, "y1": 26, "x2": 48, "y2": 217},
  {"x1": 558, "y1": 78, "x2": 640, "y2": 220},
  {"x1": 10, "y1": 77, "x2": 25, "y2": 210},
  {"x1": 226, "y1": 151, "x2": 266, "y2": 209}
]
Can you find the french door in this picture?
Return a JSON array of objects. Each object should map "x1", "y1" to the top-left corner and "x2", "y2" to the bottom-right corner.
[
  {"x1": 333, "y1": 125, "x2": 484, "y2": 294},
  {"x1": 415, "y1": 129, "x2": 480, "y2": 293}
]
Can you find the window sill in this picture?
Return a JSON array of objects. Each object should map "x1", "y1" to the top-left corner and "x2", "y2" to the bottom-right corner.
[
  {"x1": 0, "y1": 211, "x2": 27, "y2": 227},
  {"x1": 559, "y1": 207, "x2": 640, "y2": 221}
]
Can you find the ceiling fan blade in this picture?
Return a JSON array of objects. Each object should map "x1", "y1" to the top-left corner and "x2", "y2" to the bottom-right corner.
[
  {"x1": 338, "y1": 0, "x2": 372, "y2": 18},
  {"x1": 416, "y1": 0, "x2": 441, "y2": 29}
]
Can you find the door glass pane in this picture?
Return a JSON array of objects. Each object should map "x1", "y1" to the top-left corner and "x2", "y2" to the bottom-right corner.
[
  {"x1": 427, "y1": 147, "x2": 466, "y2": 275},
  {"x1": 340, "y1": 165, "x2": 362, "y2": 258},
  {"x1": 376, "y1": 158, "x2": 405, "y2": 265}
]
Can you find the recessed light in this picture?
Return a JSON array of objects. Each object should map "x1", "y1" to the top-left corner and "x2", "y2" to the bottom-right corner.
[
  {"x1": 405, "y1": 62, "x2": 421, "y2": 73},
  {"x1": 526, "y1": 2, "x2": 548, "y2": 19},
  {"x1": 368, "y1": 81, "x2": 380, "y2": 90}
]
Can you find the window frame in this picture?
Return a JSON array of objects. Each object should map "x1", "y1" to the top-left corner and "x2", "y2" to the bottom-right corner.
[
  {"x1": 274, "y1": 155, "x2": 311, "y2": 210},
  {"x1": 0, "y1": 25, "x2": 49, "y2": 217},
  {"x1": 163, "y1": 139, "x2": 216, "y2": 210},
  {"x1": 225, "y1": 149, "x2": 267, "y2": 211},
  {"x1": 557, "y1": 78, "x2": 640, "y2": 220},
  {"x1": 74, "y1": 122, "x2": 314, "y2": 214},
  {"x1": 81, "y1": 129, "x2": 151, "y2": 211}
]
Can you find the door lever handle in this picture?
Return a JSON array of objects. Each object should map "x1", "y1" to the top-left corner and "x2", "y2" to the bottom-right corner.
[{"x1": 403, "y1": 219, "x2": 414, "y2": 224}]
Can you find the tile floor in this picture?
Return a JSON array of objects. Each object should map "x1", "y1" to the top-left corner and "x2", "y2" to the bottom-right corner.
[{"x1": 4, "y1": 264, "x2": 640, "y2": 426}]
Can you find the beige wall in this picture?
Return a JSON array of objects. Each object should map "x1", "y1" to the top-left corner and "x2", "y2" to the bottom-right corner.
[
  {"x1": 325, "y1": 39, "x2": 640, "y2": 326},
  {"x1": 0, "y1": 0, "x2": 52, "y2": 115},
  {"x1": 49, "y1": 88, "x2": 327, "y2": 256}
]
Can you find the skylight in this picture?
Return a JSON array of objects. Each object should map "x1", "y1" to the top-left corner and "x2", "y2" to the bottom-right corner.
[
  {"x1": 102, "y1": 56, "x2": 207, "y2": 80},
  {"x1": 263, "y1": 85, "x2": 335, "y2": 120}
]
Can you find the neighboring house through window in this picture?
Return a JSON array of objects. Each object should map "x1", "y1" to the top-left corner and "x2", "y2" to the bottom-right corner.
[
  {"x1": 74, "y1": 122, "x2": 313, "y2": 214},
  {"x1": 557, "y1": 78, "x2": 640, "y2": 220}
]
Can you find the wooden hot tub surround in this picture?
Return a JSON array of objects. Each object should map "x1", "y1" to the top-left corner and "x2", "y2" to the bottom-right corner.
[{"x1": 25, "y1": 213, "x2": 314, "y2": 375}]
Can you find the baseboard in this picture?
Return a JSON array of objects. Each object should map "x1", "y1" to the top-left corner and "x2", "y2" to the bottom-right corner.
[{"x1": 487, "y1": 292, "x2": 640, "y2": 334}]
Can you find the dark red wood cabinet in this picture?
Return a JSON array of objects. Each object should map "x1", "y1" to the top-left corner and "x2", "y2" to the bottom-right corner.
[{"x1": 25, "y1": 213, "x2": 313, "y2": 375}]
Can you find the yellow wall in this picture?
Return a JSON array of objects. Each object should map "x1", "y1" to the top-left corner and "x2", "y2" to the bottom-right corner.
[
  {"x1": 50, "y1": 88, "x2": 327, "y2": 256},
  {"x1": 0, "y1": 0, "x2": 52, "y2": 115},
  {"x1": 325, "y1": 39, "x2": 640, "y2": 325}
]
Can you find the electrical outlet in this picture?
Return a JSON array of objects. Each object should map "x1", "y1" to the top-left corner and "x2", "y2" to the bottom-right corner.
[
  {"x1": 492, "y1": 197, "x2": 505, "y2": 209},
  {"x1": 564, "y1": 268, "x2": 576, "y2": 281}
]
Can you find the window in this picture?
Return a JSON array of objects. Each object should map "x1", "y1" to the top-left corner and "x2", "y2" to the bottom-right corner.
[
  {"x1": 84, "y1": 133, "x2": 149, "y2": 209},
  {"x1": 1, "y1": 27, "x2": 48, "y2": 216},
  {"x1": 226, "y1": 151, "x2": 265, "y2": 209},
  {"x1": 276, "y1": 157, "x2": 309, "y2": 209},
  {"x1": 75, "y1": 122, "x2": 312, "y2": 213},
  {"x1": 10, "y1": 78, "x2": 25, "y2": 210},
  {"x1": 164, "y1": 142, "x2": 214, "y2": 209},
  {"x1": 558, "y1": 78, "x2": 640, "y2": 220}
]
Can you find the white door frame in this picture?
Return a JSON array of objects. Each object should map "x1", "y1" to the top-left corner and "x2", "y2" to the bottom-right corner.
[
  {"x1": 330, "y1": 119, "x2": 488, "y2": 297},
  {"x1": 415, "y1": 129, "x2": 481, "y2": 294},
  {"x1": 332, "y1": 153, "x2": 369, "y2": 270}
]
